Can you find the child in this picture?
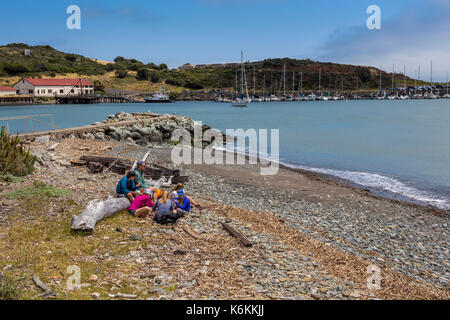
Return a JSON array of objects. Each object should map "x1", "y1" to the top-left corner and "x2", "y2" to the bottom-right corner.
[
  {"x1": 116, "y1": 171, "x2": 138, "y2": 202},
  {"x1": 175, "y1": 189, "x2": 191, "y2": 213},
  {"x1": 128, "y1": 189, "x2": 154, "y2": 218},
  {"x1": 151, "y1": 191, "x2": 185, "y2": 225},
  {"x1": 171, "y1": 183, "x2": 203, "y2": 210}
]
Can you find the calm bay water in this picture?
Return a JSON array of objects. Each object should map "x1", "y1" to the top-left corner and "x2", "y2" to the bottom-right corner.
[{"x1": 1, "y1": 100, "x2": 450, "y2": 209}]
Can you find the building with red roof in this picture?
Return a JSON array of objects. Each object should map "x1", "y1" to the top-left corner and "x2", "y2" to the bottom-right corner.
[
  {"x1": 13, "y1": 78, "x2": 94, "y2": 97},
  {"x1": 0, "y1": 86, "x2": 17, "y2": 96}
]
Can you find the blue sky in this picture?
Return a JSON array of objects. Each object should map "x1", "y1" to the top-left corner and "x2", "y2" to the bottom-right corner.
[{"x1": 1, "y1": 0, "x2": 450, "y2": 80}]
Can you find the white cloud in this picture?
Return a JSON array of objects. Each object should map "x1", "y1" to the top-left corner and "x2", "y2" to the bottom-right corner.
[{"x1": 319, "y1": 0, "x2": 450, "y2": 81}]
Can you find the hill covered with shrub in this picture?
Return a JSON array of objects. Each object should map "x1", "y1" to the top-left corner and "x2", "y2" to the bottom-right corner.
[{"x1": 0, "y1": 43, "x2": 421, "y2": 92}]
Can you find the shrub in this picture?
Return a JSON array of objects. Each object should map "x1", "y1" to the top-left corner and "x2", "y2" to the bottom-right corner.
[
  {"x1": 106, "y1": 63, "x2": 115, "y2": 72},
  {"x1": 4, "y1": 181, "x2": 70, "y2": 200},
  {"x1": 150, "y1": 71, "x2": 160, "y2": 83},
  {"x1": 0, "y1": 126, "x2": 35, "y2": 177},
  {"x1": 93, "y1": 80, "x2": 105, "y2": 92},
  {"x1": 114, "y1": 56, "x2": 126, "y2": 63},
  {"x1": 136, "y1": 68, "x2": 149, "y2": 81},
  {"x1": 3, "y1": 63, "x2": 29, "y2": 75},
  {"x1": 115, "y1": 69, "x2": 128, "y2": 79}
]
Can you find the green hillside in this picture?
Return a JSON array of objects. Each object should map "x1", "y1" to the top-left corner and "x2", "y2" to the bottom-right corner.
[
  {"x1": 0, "y1": 43, "x2": 424, "y2": 92},
  {"x1": 0, "y1": 43, "x2": 107, "y2": 77}
]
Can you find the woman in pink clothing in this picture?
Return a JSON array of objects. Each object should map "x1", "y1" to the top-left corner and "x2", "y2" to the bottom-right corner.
[{"x1": 128, "y1": 189, "x2": 154, "y2": 218}]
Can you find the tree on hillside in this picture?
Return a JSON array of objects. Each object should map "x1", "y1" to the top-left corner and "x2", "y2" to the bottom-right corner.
[
  {"x1": 115, "y1": 69, "x2": 128, "y2": 79},
  {"x1": 136, "y1": 68, "x2": 150, "y2": 81}
]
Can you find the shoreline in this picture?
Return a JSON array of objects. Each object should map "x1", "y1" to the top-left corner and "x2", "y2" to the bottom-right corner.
[
  {"x1": 2, "y1": 95, "x2": 450, "y2": 108},
  {"x1": 214, "y1": 146, "x2": 450, "y2": 217},
  {"x1": 12, "y1": 110, "x2": 449, "y2": 216},
  {"x1": 1, "y1": 133, "x2": 448, "y2": 299}
]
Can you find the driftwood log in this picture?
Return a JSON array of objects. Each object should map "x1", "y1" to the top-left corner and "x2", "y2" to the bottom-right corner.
[
  {"x1": 71, "y1": 153, "x2": 190, "y2": 232},
  {"x1": 221, "y1": 222, "x2": 253, "y2": 247},
  {"x1": 71, "y1": 197, "x2": 131, "y2": 232},
  {"x1": 71, "y1": 153, "x2": 151, "y2": 232},
  {"x1": 78, "y1": 155, "x2": 188, "y2": 182}
]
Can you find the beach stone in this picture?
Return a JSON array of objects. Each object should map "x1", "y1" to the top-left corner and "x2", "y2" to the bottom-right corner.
[
  {"x1": 130, "y1": 234, "x2": 142, "y2": 241},
  {"x1": 89, "y1": 275, "x2": 99, "y2": 282}
]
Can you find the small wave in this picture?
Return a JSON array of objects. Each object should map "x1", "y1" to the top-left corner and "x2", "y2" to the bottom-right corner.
[
  {"x1": 283, "y1": 162, "x2": 450, "y2": 210},
  {"x1": 217, "y1": 143, "x2": 450, "y2": 210}
]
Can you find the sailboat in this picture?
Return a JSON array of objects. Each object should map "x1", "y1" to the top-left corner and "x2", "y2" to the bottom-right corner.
[
  {"x1": 232, "y1": 51, "x2": 251, "y2": 107},
  {"x1": 445, "y1": 72, "x2": 450, "y2": 99}
]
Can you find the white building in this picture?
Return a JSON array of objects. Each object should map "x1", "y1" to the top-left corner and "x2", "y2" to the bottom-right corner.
[
  {"x1": 0, "y1": 86, "x2": 17, "y2": 96},
  {"x1": 13, "y1": 78, "x2": 94, "y2": 97}
]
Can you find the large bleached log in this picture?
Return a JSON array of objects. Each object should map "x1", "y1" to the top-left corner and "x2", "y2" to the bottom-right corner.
[
  {"x1": 72, "y1": 152, "x2": 151, "y2": 232},
  {"x1": 71, "y1": 197, "x2": 130, "y2": 232}
]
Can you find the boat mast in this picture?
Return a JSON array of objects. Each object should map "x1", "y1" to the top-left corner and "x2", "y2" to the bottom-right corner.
[
  {"x1": 283, "y1": 63, "x2": 286, "y2": 96},
  {"x1": 253, "y1": 67, "x2": 256, "y2": 96},
  {"x1": 430, "y1": 60, "x2": 433, "y2": 95},
  {"x1": 292, "y1": 72, "x2": 295, "y2": 96},
  {"x1": 415, "y1": 69, "x2": 417, "y2": 94},
  {"x1": 319, "y1": 68, "x2": 322, "y2": 95},
  {"x1": 447, "y1": 71, "x2": 448, "y2": 98},
  {"x1": 235, "y1": 70, "x2": 238, "y2": 97},
  {"x1": 263, "y1": 74, "x2": 266, "y2": 98},
  {"x1": 243, "y1": 60, "x2": 250, "y2": 100},
  {"x1": 301, "y1": 72, "x2": 303, "y2": 96},
  {"x1": 240, "y1": 51, "x2": 244, "y2": 95},
  {"x1": 392, "y1": 64, "x2": 395, "y2": 94},
  {"x1": 379, "y1": 66, "x2": 382, "y2": 94},
  {"x1": 404, "y1": 65, "x2": 406, "y2": 89}
]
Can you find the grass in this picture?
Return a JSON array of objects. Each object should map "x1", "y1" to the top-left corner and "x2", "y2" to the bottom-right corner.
[
  {"x1": 0, "y1": 174, "x2": 25, "y2": 184},
  {"x1": 0, "y1": 272, "x2": 23, "y2": 300},
  {"x1": 3, "y1": 181, "x2": 70, "y2": 200},
  {"x1": 0, "y1": 194, "x2": 161, "y2": 300}
]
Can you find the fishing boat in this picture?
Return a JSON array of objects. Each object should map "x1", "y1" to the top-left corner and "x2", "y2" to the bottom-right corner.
[
  {"x1": 144, "y1": 86, "x2": 172, "y2": 103},
  {"x1": 232, "y1": 51, "x2": 251, "y2": 108}
]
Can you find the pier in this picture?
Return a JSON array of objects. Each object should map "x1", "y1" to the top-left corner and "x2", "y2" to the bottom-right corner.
[
  {"x1": 0, "y1": 95, "x2": 35, "y2": 105},
  {"x1": 55, "y1": 95, "x2": 132, "y2": 104}
]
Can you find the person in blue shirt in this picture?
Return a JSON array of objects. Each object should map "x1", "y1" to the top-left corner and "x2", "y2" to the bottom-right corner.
[
  {"x1": 116, "y1": 171, "x2": 138, "y2": 202},
  {"x1": 175, "y1": 189, "x2": 191, "y2": 213}
]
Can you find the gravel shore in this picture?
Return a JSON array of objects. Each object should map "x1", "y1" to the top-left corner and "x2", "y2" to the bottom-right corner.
[{"x1": 1, "y1": 129, "x2": 448, "y2": 300}]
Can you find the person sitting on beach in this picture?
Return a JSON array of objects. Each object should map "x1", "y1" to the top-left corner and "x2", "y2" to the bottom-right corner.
[
  {"x1": 134, "y1": 161, "x2": 149, "y2": 189},
  {"x1": 171, "y1": 183, "x2": 203, "y2": 210},
  {"x1": 116, "y1": 171, "x2": 138, "y2": 202},
  {"x1": 174, "y1": 189, "x2": 191, "y2": 213},
  {"x1": 151, "y1": 188, "x2": 165, "y2": 205},
  {"x1": 128, "y1": 189, "x2": 154, "y2": 218},
  {"x1": 151, "y1": 191, "x2": 186, "y2": 225}
]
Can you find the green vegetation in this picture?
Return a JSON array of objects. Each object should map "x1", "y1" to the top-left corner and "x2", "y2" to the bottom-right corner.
[
  {"x1": 0, "y1": 43, "x2": 422, "y2": 93},
  {"x1": 0, "y1": 273, "x2": 23, "y2": 300},
  {"x1": 0, "y1": 43, "x2": 107, "y2": 77},
  {"x1": 0, "y1": 126, "x2": 35, "y2": 177},
  {"x1": 3, "y1": 181, "x2": 70, "y2": 200},
  {"x1": 0, "y1": 174, "x2": 25, "y2": 184}
]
